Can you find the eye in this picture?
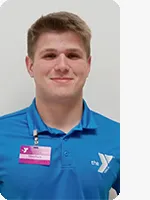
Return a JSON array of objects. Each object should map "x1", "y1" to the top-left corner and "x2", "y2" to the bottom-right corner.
[
  {"x1": 43, "y1": 53, "x2": 57, "y2": 59},
  {"x1": 67, "y1": 53, "x2": 80, "y2": 59}
]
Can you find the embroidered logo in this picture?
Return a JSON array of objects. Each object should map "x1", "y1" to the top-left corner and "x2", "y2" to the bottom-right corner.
[
  {"x1": 98, "y1": 153, "x2": 113, "y2": 173},
  {"x1": 91, "y1": 153, "x2": 114, "y2": 173}
]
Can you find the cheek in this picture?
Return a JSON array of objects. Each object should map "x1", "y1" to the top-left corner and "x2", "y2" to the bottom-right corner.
[
  {"x1": 71, "y1": 60, "x2": 89, "y2": 75},
  {"x1": 73, "y1": 65, "x2": 89, "y2": 78},
  {"x1": 33, "y1": 61, "x2": 53, "y2": 76}
]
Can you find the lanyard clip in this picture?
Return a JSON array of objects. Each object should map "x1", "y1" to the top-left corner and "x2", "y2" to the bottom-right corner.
[{"x1": 33, "y1": 129, "x2": 39, "y2": 145}]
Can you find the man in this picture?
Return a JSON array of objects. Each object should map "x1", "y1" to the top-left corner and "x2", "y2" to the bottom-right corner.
[{"x1": 0, "y1": 11, "x2": 120, "y2": 200}]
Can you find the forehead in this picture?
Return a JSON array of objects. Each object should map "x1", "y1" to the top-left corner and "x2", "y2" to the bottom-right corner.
[{"x1": 35, "y1": 31, "x2": 86, "y2": 54}]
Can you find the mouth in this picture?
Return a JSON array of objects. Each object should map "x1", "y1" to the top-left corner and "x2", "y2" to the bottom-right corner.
[{"x1": 50, "y1": 77, "x2": 73, "y2": 83}]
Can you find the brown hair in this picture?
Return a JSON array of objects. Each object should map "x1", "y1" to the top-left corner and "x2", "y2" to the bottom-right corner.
[{"x1": 27, "y1": 11, "x2": 91, "y2": 59}]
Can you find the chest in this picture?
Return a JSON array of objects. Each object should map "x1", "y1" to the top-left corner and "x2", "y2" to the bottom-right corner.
[{"x1": 0, "y1": 134, "x2": 119, "y2": 198}]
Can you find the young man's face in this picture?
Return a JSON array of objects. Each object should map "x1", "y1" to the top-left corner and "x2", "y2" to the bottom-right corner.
[{"x1": 26, "y1": 31, "x2": 91, "y2": 102}]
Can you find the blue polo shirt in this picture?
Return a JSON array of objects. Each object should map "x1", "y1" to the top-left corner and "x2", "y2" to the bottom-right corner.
[{"x1": 0, "y1": 99, "x2": 120, "y2": 200}]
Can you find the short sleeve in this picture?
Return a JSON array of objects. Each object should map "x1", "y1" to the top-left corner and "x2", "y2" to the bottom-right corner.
[
  {"x1": 112, "y1": 172, "x2": 120, "y2": 195},
  {"x1": 0, "y1": 182, "x2": 2, "y2": 193}
]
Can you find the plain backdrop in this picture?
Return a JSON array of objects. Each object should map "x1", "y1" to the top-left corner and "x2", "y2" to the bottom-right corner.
[{"x1": 0, "y1": 0, "x2": 119, "y2": 199}]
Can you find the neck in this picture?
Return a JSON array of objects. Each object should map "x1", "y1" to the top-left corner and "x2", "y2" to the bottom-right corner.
[{"x1": 35, "y1": 96, "x2": 83, "y2": 133}]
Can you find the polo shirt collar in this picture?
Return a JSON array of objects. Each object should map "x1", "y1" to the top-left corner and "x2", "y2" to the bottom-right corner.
[{"x1": 26, "y1": 98, "x2": 97, "y2": 136}]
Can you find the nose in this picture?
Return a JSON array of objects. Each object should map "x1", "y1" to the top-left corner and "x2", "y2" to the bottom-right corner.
[{"x1": 54, "y1": 54, "x2": 69, "y2": 72}]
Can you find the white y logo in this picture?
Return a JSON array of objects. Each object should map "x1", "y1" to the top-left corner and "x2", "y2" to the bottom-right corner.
[
  {"x1": 98, "y1": 153, "x2": 113, "y2": 173},
  {"x1": 22, "y1": 147, "x2": 28, "y2": 153}
]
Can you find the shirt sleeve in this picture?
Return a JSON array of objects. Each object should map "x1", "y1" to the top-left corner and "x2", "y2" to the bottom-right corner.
[
  {"x1": 112, "y1": 172, "x2": 120, "y2": 195},
  {"x1": 0, "y1": 183, "x2": 2, "y2": 193}
]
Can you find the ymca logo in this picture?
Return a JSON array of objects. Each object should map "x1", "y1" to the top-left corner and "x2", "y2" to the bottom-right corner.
[
  {"x1": 91, "y1": 153, "x2": 113, "y2": 173},
  {"x1": 22, "y1": 147, "x2": 29, "y2": 153}
]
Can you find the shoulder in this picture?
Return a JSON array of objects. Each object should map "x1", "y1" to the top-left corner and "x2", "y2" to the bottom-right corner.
[
  {"x1": 92, "y1": 110, "x2": 120, "y2": 129},
  {"x1": 91, "y1": 110, "x2": 120, "y2": 147},
  {"x1": 0, "y1": 108, "x2": 28, "y2": 133},
  {"x1": 0, "y1": 108, "x2": 28, "y2": 121},
  {"x1": 91, "y1": 111, "x2": 120, "y2": 159}
]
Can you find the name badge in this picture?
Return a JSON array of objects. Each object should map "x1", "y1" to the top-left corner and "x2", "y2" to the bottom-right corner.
[{"x1": 19, "y1": 145, "x2": 51, "y2": 166}]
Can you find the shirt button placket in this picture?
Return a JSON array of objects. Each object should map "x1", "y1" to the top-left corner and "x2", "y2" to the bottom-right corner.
[{"x1": 62, "y1": 139, "x2": 72, "y2": 167}]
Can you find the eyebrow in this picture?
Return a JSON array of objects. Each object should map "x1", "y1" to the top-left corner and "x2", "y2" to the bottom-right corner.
[{"x1": 39, "y1": 48, "x2": 83, "y2": 55}]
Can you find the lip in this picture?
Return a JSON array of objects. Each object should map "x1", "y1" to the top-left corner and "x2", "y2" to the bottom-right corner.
[
  {"x1": 51, "y1": 78, "x2": 73, "y2": 80},
  {"x1": 50, "y1": 77, "x2": 73, "y2": 83}
]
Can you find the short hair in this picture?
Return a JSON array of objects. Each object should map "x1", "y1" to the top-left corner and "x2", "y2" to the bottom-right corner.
[{"x1": 27, "y1": 11, "x2": 92, "y2": 59}]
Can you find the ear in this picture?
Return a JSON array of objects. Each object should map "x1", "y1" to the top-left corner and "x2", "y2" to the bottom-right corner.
[
  {"x1": 25, "y1": 56, "x2": 34, "y2": 77},
  {"x1": 88, "y1": 56, "x2": 92, "y2": 66},
  {"x1": 86, "y1": 56, "x2": 92, "y2": 77}
]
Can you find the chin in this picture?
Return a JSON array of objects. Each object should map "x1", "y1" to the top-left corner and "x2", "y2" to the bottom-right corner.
[
  {"x1": 56, "y1": 93, "x2": 74, "y2": 98},
  {"x1": 50, "y1": 92, "x2": 78, "y2": 101}
]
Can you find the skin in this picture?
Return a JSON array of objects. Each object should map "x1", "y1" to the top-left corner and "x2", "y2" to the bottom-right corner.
[{"x1": 25, "y1": 31, "x2": 91, "y2": 133}]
